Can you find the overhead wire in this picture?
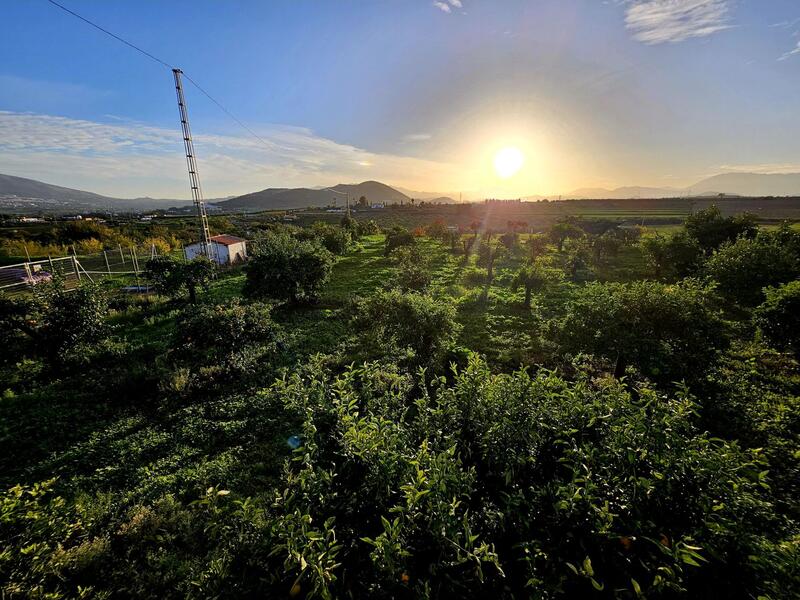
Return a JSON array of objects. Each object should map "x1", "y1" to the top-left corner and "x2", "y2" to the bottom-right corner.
[{"x1": 45, "y1": 0, "x2": 275, "y2": 152}]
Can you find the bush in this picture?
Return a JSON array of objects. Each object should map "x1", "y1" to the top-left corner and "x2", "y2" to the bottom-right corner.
[
  {"x1": 384, "y1": 227, "x2": 415, "y2": 256},
  {"x1": 0, "y1": 282, "x2": 109, "y2": 365},
  {"x1": 559, "y1": 279, "x2": 727, "y2": 382},
  {"x1": 145, "y1": 255, "x2": 215, "y2": 304},
  {"x1": 244, "y1": 233, "x2": 333, "y2": 304},
  {"x1": 352, "y1": 290, "x2": 460, "y2": 369},
  {"x1": 304, "y1": 222, "x2": 352, "y2": 255},
  {"x1": 640, "y1": 231, "x2": 702, "y2": 280},
  {"x1": 512, "y1": 258, "x2": 563, "y2": 308},
  {"x1": 390, "y1": 246, "x2": 431, "y2": 292},
  {"x1": 684, "y1": 206, "x2": 757, "y2": 252},
  {"x1": 172, "y1": 300, "x2": 282, "y2": 384},
  {"x1": 704, "y1": 233, "x2": 799, "y2": 305},
  {"x1": 754, "y1": 280, "x2": 800, "y2": 355}
]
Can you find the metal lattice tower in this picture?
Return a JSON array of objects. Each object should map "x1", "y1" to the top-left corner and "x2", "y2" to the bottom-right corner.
[{"x1": 173, "y1": 68, "x2": 212, "y2": 259}]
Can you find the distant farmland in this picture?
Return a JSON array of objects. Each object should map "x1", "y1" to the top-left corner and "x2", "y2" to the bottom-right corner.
[{"x1": 291, "y1": 196, "x2": 800, "y2": 231}]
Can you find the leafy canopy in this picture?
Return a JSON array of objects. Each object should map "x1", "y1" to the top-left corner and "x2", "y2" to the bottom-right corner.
[{"x1": 244, "y1": 232, "x2": 333, "y2": 304}]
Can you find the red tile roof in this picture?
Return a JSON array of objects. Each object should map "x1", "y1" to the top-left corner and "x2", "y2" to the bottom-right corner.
[{"x1": 210, "y1": 234, "x2": 246, "y2": 246}]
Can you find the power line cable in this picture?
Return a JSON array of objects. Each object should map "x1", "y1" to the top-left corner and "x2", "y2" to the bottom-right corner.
[
  {"x1": 46, "y1": 0, "x2": 173, "y2": 69},
  {"x1": 45, "y1": 0, "x2": 274, "y2": 151}
]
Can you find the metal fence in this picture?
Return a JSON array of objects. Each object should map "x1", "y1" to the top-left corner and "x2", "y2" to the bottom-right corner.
[{"x1": 0, "y1": 244, "x2": 170, "y2": 295}]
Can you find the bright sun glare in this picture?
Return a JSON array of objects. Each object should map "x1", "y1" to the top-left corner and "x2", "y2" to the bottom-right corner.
[{"x1": 493, "y1": 147, "x2": 525, "y2": 179}]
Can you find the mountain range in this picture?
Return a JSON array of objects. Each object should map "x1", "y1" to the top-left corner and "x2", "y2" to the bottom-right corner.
[
  {"x1": 562, "y1": 173, "x2": 800, "y2": 200},
  {"x1": 2, "y1": 171, "x2": 800, "y2": 214}
]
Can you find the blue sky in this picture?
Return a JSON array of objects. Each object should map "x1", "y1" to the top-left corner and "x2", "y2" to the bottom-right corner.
[{"x1": 1, "y1": 0, "x2": 798, "y2": 198}]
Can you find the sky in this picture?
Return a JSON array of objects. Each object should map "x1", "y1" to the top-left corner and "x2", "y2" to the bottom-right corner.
[{"x1": 1, "y1": 0, "x2": 799, "y2": 199}]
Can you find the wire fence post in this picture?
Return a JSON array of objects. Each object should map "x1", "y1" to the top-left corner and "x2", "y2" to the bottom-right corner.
[
  {"x1": 48, "y1": 255, "x2": 54, "y2": 273},
  {"x1": 73, "y1": 255, "x2": 81, "y2": 282},
  {"x1": 119, "y1": 244, "x2": 125, "y2": 265},
  {"x1": 23, "y1": 243, "x2": 31, "y2": 262},
  {"x1": 104, "y1": 250, "x2": 111, "y2": 275}
]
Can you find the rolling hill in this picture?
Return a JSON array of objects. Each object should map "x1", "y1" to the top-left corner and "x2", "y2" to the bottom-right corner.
[
  {"x1": 218, "y1": 180, "x2": 412, "y2": 212},
  {"x1": 0, "y1": 173, "x2": 195, "y2": 213}
]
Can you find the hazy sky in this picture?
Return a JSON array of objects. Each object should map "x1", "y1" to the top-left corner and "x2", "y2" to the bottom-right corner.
[{"x1": 1, "y1": 0, "x2": 799, "y2": 198}]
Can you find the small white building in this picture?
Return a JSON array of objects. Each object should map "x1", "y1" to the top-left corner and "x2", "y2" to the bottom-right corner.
[{"x1": 185, "y1": 234, "x2": 247, "y2": 265}]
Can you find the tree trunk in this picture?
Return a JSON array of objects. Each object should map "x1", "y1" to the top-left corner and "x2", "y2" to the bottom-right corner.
[
  {"x1": 188, "y1": 284, "x2": 197, "y2": 304},
  {"x1": 613, "y1": 351, "x2": 626, "y2": 379},
  {"x1": 524, "y1": 285, "x2": 532, "y2": 308}
]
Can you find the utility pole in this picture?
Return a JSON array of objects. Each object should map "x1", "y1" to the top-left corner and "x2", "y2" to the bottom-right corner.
[{"x1": 173, "y1": 68, "x2": 212, "y2": 260}]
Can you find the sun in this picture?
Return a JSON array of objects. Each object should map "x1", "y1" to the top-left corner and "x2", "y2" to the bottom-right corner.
[{"x1": 493, "y1": 146, "x2": 525, "y2": 179}]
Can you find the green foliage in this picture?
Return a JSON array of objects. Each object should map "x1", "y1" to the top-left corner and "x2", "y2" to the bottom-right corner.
[
  {"x1": 0, "y1": 282, "x2": 109, "y2": 365},
  {"x1": 563, "y1": 237, "x2": 591, "y2": 281},
  {"x1": 754, "y1": 280, "x2": 800, "y2": 355},
  {"x1": 355, "y1": 219, "x2": 380, "y2": 237},
  {"x1": 2, "y1": 359, "x2": 776, "y2": 598},
  {"x1": 384, "y1": 226, "x2": 415, "y2": 256},
  {"x1": 303, "y1": 222, "x2": 352, "y2": 255},
  {"x1": 559, "y1": 279, "x2": 727, "y2": 382},
  {"x1": 352, "y1": 290, "x2": 460, "y2": 368},
  {"x1": 549, "y1": 221, "x2": 584, "y2": 252},
  {"x1": 2, "y1": 225, "x2": 799, "y2": 599},
  {"x1": 425, "y1": 219, "x2": 449, "y2": 242},
  {"x1": 145, "y1": 255, "x2": 215, "y2": 304},
  {"x1": 390, "y1": 246, "x2": 431, "y2": 292},
  {"x1": 704, "y1": 232, "x2": 800, "y2": 305},
  {"x1": 526, "y1": 233, "x2": 550, "y2": 260},
  {"x1": 244, "y1": 232, "x2": 333, "y2": 304},
  {"x1": 591, "y1": 231, "x2": 623, "y2": 266},
  {"x1": 512, "y1": 258, "x2": 564, "y2": 308},
  {"x1": 172, "y1": 300, "x2": 282, "y2": 384},
  {"x1": 640, "y1": 231, "x2": 702, "y2": 280},
  {"x1": 476, "y1": 240, "x2": 506, "y2": 280},
  {"x1": 499, "y1": 230, "x2": 518, "y2": 250},
  {"x1": 684, "y1": 205, "x2": 757, "y2": 252}
]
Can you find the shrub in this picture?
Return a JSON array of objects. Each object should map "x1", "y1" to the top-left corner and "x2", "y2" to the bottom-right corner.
[
  {"x1": 425, "y1": 219, "x2": 449, "y2": 242},
  {"x1": 384, "y1": 227, "x2": 415, "y2": 256},
  {"x1": 173, "y1": 300, "x2": 282, "y2": 383},
  {"x1": 754, "y1": 280, "x2": 800, "y2": 355},
  {"x1": 305, "y1": 222, "x2": 352, "y2": 255},
  {"x1": 390, "y1": 246, "x2": 431, "y2": 292},
  {"x1": 145, "y1": 255, "x2": 215, "y2": 304},
  {"x1": 352, "y1": 290, "x2": 460, "y2": 368},
  {"x1": 0, "y1": 282, "x2": 109, "y2": 365},
  {"x1": 704, "y1": 233, "x2": 799, "y2": 305},
  {"x1": 640, "y1": 231, "x2": 702, "y2": 280},
  {"x1": 559, "y1": 279, "x2": 727, "y2": 382},
  {"x1": 684, "y1": 206, "x2": 757, "y2": 252},
  {"x1": 512, "y1": 258, "x2": 563, "y2": 308},
  {"x1": 549, "y1": 221, "x2": 584, "y2": 252},
  {"x1": 244, "y1": 233, "x2": 333, "y2": 304}
]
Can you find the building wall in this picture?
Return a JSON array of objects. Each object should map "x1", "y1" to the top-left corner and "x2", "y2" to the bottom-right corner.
[
  {"x1": 185, "y1": 242, "x2": 226, "y2": 265},
  {"x1": 184, "y1": 241, "x2": 247, "y2": 265}
]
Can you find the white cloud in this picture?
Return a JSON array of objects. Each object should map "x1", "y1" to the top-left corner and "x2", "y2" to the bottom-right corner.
[
  {"x1": 770, "y1": 17, "x2": 800, "y2": 29},
  {"x1": 0, "y1": 111, "x2": 461, "y2": 198},
  {"x1": 718, "y1": 162, "x2": 800, "y2": 174},
  {"x1": 433, "y1": 0, "x2": 463, "y2": 14},
  {"x1": 625, "y1": 0, "x2": 732, "y2": 44},
  {"x1": 778, "y1": 40, "x2": 800, "y2": 61},
  {"x1": 402, "y1": 133, "x2": 432, "y2": 142}
]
